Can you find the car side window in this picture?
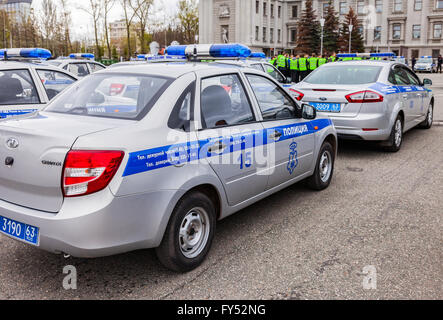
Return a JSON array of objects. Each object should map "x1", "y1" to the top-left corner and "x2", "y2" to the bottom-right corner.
[
  {"x1": 88, "y1": 63, "x2": 105, "y2": 73},
  {"x1": 36, "y1": 69, "x2": 76, "y2": 100},
  {"x1": 200, "y1": 74, "x2": 255, "y2": 129},
  {"x1": 264, "y1": 64, "x2": 285, "y2": 83},
  {"x1": 168, "y1": 82, "x2": 195, "y2": 131},
  {"x1": 246, "y1": 74, "x2": 298, "y2": 121},
  {"x1": 403, "y1": 68, "x2": 420, "y2": 86},
  {"x1": 68, "y1": 63, "x2": 90, "y2": 77},
  {"x1": 0, "y1": 69, "x2": 40, "y2": 105},
  {"x1": 250, "y1": 64, "x2": 264, "y2": 72},
  {"x1": 391, "y1": 66, "x2": 410, "y2": 85}
]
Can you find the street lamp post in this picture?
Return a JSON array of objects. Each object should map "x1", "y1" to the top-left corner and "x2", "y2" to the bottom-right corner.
[
  {"x1": 320, "y1": 18, "x2": 325, "y2": 56},
  {"x1": 349, "y1": 24, "x2": 353, "y2": 54}
]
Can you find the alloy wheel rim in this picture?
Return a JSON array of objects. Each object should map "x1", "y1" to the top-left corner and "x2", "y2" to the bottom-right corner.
[
  {"x1": 394, "y1": 120, "x2": 402, "y2": 147},
  {"x1": 179, "y1": 207, "x2": 210, "y2": 259},
  {"x1": 319, "y1": 150, "x2": 332, "y2": 183},
  {"x1": 428, "y1": 106, "x2": 433, "y2": 125}
]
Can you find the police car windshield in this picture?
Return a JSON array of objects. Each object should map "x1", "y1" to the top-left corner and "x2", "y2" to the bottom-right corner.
[
  {"x1": 45, "y1": 61, "x2": 62, "y2": 67},
  {"x1": 44, "y1": 73, "x2": 173, "y2": 120},
  {"x1": 304, "y1": 65, "x2": 383, "y2": 85},
  {"x1": 417, "y1": 58, "x2": 432, "y2": 64}
]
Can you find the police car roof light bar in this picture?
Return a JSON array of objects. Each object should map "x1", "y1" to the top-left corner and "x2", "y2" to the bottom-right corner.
[
  {"x1": 166, "y1": 44, "x2": 252, "y2": 61},
  {"x1": 0, "y1": 48, "x2": 52, "y2": 60},
  {"x1": 69, "y1": 53, "x2": 95, "y2": 60},
  {"x1": 249, "y1": 52, "x2": 266, "y2": 59}
]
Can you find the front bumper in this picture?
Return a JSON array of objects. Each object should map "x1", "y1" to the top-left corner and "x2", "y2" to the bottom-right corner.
[
  {"x1": 321, "y1": 112, "x2": 391, "y2": 141},
  {"x1": 0, "y1": 187, "x2": 182, "y2": 258}
]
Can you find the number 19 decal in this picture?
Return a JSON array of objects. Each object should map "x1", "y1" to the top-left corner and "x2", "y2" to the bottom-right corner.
[{"x1": 238, "y1": 151, "x2": 252, "y2": 170}]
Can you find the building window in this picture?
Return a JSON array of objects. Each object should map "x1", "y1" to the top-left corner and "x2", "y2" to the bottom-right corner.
[
  {"x1": 393, "y1": 24, "x2": 401, "y2": 39},
  {"x1": 323, "y1": 2, "x2": 329, "y2": 16},
  {"x1": 278, "y1": 5, "x2": 281, "y2": 18},
  {"x1": 263, "y1": 2, "x2": 267, "y2": 16},
  {"x1": 271, "y1": 4, "x2": 274, "y2": 17},
  {"x1": 412, "y1": 25, "x2": 421, "y2": 39},
  {"x1": 432, "y1": 49, "x2": 440, "y2": 58},
  {"x1": 414, "y1": 0, "x2": 422, "y2": 10},
  {"x1": 255, "y1": 26, "x2": 259, "y2": 41},
  {"x1": 339, "y1": 2, "x2": 348, "y2": 15},
  {"x1": 292, "y1": 5, "x2": 298, "y2": 18},
  {"x1": 434, "y1": 23, "x2": 442, "y2": 38},
  {"x1": 375, "y1": 0, "x2": 383, "y2": 12},
  {"x1": 394, "y1": 0, "x2": 402, "y2": 12},
  {"x1": 256, "y1": 1, "x2": 259, "y2": 14},
  {"x1": 437, "y1": 0, "x2": 443, "y2": 9},
  {"x1": 291, "y1": 29, "x2": 297, "y2": 42},
  {"x1": 263, "y1": 27, "x2": 267, "y2": 42},
  {"x1": 270, "y1": 28, "x2": 274, "y2": 43},
  {"x1": 357, "y1": 1, "x2": 365, "y2": 15},
  {"x1": 278, "y1": 29, "x2": 281, "y2": 42},
  {"x1": 374, "y1": 26, "x2": 381, "y2": 40}
]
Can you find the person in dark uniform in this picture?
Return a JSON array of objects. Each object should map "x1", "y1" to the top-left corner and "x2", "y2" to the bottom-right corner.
[
  {"x1": 411, "y1": 56, "x2": 417, "y2": 70},
  {"x1": 438, "y1": 55, "x2": 443, "y2": 73}
]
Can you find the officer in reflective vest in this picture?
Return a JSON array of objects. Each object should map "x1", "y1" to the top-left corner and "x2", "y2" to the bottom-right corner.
[
  {"x1": 290, "y1": 54, "x2": 300, "y2": 83},
  {"x1": 329, "y1": 52, "x2": 337, "y2": 63},
  {"x1": 308, "y1": 53, "x2": 318, "y2": 74},
  {"x1": 270, "y1": 55, "x2": 277, "y2": 66},
  {"x1": 318, "y1": 55, "x2": 327, "y2": 67},
  {"x1": 298, "y1": 54, "x2": 309, "y2": 81},
  {"x1": 277, "y1": 54, "x2": 287, "y2": 76}
]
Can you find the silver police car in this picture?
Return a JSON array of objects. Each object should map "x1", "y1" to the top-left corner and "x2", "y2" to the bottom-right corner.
[
  {"x1": 0, "y1": 44, "x2": 337, "y2": 272},
  {"x1": 290, "y1": 60, "x2": 434, "y2": 152},
  {"x1": 0, "y1": 48, "x2": 78, "y2": 119},
  {"x1": 45, "y1": 53, "x2": 106, "y2": 78}
]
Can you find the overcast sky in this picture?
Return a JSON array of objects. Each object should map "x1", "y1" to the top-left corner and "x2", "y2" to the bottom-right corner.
[{"x1": 31, "y1": 0, "x2": 180, "y2": 40}]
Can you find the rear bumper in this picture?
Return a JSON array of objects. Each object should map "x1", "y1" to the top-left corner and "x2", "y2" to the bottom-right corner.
[
  {"x1": 321, "y1": 112, "x2": 391, "y2": 141},
  {"x1": 0, "y1": 188, "x2": 182, "y2": 258}
]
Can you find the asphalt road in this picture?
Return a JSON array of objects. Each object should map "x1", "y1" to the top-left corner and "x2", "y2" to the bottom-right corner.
[{"x1": 0, "y1": 74, "x2": 442, "y2": 300}]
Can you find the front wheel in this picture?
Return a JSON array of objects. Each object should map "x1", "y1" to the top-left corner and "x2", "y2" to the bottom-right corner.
[
  {"x1": 385, "y1": 115, "x2": 403, "y2": 152},
  {"x1": 155, "y1": 191, "x2": 216, "y2": 273},
  {"x1": 419, "y1": 104, "x2": 433, "y2": 129},
  {"x1": 307, "y1": 142, "x2": 335, "y2": 191}
]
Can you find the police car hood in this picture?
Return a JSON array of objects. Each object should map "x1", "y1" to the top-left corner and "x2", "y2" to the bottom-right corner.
[{"x1": 0, "y1": 112, "x2": 129, "y2": 213}]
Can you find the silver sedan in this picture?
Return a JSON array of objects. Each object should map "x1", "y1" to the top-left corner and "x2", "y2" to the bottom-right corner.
[{"x1": 289, "y1": 61, "x2": 434, "y2": 152}]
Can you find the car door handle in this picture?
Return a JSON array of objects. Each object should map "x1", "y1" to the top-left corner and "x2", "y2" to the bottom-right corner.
[
  {"x1": 208, "y1": 142, "x2": 228, "y2": 154},
  {"x1": 269, "y1": 130, "x2": 283, "y2": 141}
]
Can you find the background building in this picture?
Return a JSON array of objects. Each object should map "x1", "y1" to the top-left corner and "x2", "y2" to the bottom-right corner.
[
  {"x1": 199, "y1": 0, "x2": 443, "y2": 58},
  {"x1": 0, "y1": 0, "x2": 32, "y2": 21}
]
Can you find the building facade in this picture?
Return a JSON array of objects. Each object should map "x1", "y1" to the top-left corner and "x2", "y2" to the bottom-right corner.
[
  {"x1": 199, "y1": 0, "x2": 443, "y2": 58},
  {"x1": 0, "y1": 0, "x2": 32, "y2": 21}
]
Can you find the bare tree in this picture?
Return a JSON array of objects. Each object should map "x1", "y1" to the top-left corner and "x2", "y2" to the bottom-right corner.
[
  {"x1": 121, "y1": 0, "x2": 139, "y2": 58},
  {"x1": 177, "y1": 0, "x2": 198, "y2": 44},
  {"x1": 79, "y1": 0, "x2": 102, "y2": 58},
  {"x1": 130, "y1": 0, "x2": 153, "y2": 54},
  {"x1": 60, "y1": 0, "x2": 72, "y2": 55},
  {"x1": 102, "y1": 0, "x2": 115, "y2": 59},
  {"x1": 39, "y1": 0, "x2": 58, "y2": 51}
]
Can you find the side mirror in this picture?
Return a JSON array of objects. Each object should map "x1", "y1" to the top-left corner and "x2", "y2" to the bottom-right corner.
[
  {"x1": 423, "y1": 78, "x2": 433, "y2": 86},
  {"x1": 302, "y1": 103, "x2": 316, "y2": 120}
]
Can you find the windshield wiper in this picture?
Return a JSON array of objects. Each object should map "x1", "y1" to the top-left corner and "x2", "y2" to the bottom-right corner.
[{"x1": 66, "y1": 107, "x2": 89, "y2": 115}]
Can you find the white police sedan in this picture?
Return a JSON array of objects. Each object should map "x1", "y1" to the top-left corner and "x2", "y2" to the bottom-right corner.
[
  {"x1": 45, "y1": 53, "x2": 106, "y2": 78},
  {"x1": 0, "y1": 48, "x2": 78, "y2": 119},
  {"x1": 289, "y1": 56, "x2": 433, "y2": 152},
  {"x1": 0, "y1": 44, "x2": 337, "y2": 272}
]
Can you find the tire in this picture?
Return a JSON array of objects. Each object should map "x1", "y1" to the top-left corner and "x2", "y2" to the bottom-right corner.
[
  {"x1": 155, "y1": 191, "x2": 216, "y2": 273},
  {"x1": 385, "y1": 115, "x2": 403, "y2": 152},
  {"x1": 419, "y1": 103, "x2": 433, "y2": 129},
  {"x1": 307, "y1": 142, "x2": 335, "y2": 191}
]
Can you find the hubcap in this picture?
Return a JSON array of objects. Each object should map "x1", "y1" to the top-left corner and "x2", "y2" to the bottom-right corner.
[
  {"x1": 179, "y1": 207, "x2": 210, "y2": 259},
  {"x1": 394, "y1": 120, "x2": 402, "y2": 147},
  {"x1": 428, "y1": 106, "x2": 433, "y2": 125},
  {"x1": 319, "y1": 150, "x2": 332, "y2": 183}
]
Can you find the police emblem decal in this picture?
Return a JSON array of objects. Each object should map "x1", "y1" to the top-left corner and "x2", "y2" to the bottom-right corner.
[{"x1": 287, "y1": 141, "x2": 298, "y2": 175}]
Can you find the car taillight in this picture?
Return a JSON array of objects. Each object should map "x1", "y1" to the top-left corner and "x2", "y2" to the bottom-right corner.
[
  {"x1": 345, "y1": 90, "x2": 384, "y2": 103},
  {"x1": 62, "y1": 150, "x2": 125, "y2": 197},
  {"x1": 289, "y1": 89, "x2": 304, "y2": 101},
  {"x1": 110, "y1": 83, "x2": 125, "y2": 96}
]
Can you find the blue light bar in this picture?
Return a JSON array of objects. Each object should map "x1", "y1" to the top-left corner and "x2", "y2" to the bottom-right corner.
[
  {"x1": 69, "y1": 53, "x2": 95, "y2": 59},
  {"x1": 250, "y1": 52, "x2": 266, "y2": 59},
  {"x1": 336, "y1": 53, "x2": 357, "y2": 58},
  {"x1": 137, "y1": 54, "x2": 147, "y2": 60},
  {"x1": 370, "y1": 52, "x2": 394, "y2": 57},
  {"x1": 0, "y1": 48, "x2": 52, "y2": 59},
  {"x1": 166, "y1": 44, "x2": 252, "y2": 59},
  {"x1": 421, "y1": 56, "x2": 432, "y2": 58},
  {"x1": 147, "y1": 55, "x2": 186, "y2": 61}
]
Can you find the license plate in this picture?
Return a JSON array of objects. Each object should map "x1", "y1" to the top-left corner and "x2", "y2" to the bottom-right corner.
[
  {"x1": 309, "y1": 102, "x2": 341, "y2": 113},
  {"x1": 0, "y1": 215, "x2": 39, "y2": 245}
]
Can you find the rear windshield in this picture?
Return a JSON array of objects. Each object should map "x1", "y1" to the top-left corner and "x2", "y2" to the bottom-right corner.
[
  {"x1": 0, "y1": 69, "x2": 40, "y2": 105},
  {"x1": 304, "y1": 65, "x2": 383, "y2": 85},
  {"x1": 44, "y1": 73, "x2": 173, "y2": 120}
]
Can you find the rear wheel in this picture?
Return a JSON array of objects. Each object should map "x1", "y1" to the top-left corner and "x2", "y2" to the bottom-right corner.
[
  {"x1": 385, "y1": 115, "x2": 403, "y2": 152},
  {"x1": 155, "y1": 191, "x2": 216, "y2": 273},
  {"x1": 307, "y1": 142, "x2": 334, "y2": 191},
  {"x1": 419, "y1": 103, "x2": 433, "y2": 129}
]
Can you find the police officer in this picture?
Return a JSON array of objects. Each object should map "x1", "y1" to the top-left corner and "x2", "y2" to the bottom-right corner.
[
  {"x1": 308, "y1": 53, "x2": 318, "y2": 75},
  {"x1": 270, "y1": 55, "x2": 277, "y2": 66},
  {"x1": 329, "y1": 52, "x2": 337, "y2": 63},
  {"x1": 298, "y1": 54, "x2": 309, "y2": 81},
  {"x1": 290, "y1": 54, "x2": 300, "y2": 83},
  {"x1": 318, "y1": 55, "x2": 327, "y2": 67},
  {"x1": 277, "y1": 53, "x2": 287, "y2": 76}
]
